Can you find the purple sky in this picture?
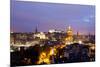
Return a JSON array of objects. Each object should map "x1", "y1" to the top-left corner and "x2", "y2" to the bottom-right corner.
[{"x1": 11, "y1": 0, "x2": 95, "y2": 35}]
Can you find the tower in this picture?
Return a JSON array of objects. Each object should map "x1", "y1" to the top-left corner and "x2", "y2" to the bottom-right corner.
[
  {"x1": 88, "y1": 32, "x2": 91, "y2": 41},
  {"x1": 77, "y1": 31, "x2": 80, "y2": 40},
  {"x1": 65, "y1": 26, "x2": 73, "y2": 43},
  {"x1": 35, "y1": 26, "x2": 38, "y2": 33}
]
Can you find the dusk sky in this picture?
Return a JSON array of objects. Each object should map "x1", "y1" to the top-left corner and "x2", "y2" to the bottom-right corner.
[{"x1": 11, "y1": 0, "x2": 95, "y2": 35}]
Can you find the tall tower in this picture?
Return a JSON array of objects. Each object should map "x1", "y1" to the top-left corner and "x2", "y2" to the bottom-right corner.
[
  {"x1": 77, "y1": 31, "x2": 79, "y2": 40},
  {"x1": 35, "y1": 26, "x2": 38, "y2": 33},
  {"x1": 65, "y1": 26, "x2": 73, "y2": 43},
  {"x1": 76, "y1": 31, "x2": 81, "y2": 41}
]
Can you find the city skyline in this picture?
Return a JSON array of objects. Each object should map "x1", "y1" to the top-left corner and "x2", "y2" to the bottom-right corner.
[{"x1": 11, "y1": 0, "x2": 95, "y2": 35}]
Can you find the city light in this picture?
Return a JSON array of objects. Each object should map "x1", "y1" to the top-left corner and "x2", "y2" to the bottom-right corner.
[
  {"x1": 49, "y1": 48, "x2": 54, "y2": 55},
  {"x1": 37, "y1": 52, "x2": 50, "y2": 64},
  {"x1": 78, "y1": 40, "x2": 83, "y2": 44},
  {"x1": 49, "y1": 29, "x2": 56, "y2": 33},
  {"x1": 11, "y1": 26, "x2": 95, "y2": 66}
]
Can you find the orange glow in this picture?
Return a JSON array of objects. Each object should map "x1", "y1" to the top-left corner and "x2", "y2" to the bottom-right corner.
[
  {"x1": 37, "y1": 52, "x2": 50, "y2": 64},
  {"x1": 49, "y1": 47, "x2": 57, "y2": 56}
]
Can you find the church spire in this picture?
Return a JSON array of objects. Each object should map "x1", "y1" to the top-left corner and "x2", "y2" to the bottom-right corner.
[{"x1": 35, "y1": 25, "x2": 38, "y2": 33}]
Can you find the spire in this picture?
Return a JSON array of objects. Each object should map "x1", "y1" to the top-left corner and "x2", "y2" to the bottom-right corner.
[
  {"x1": 68, "y1": 26, "x2": 71, "y2": 30},
  {"x1": 67, "y1": 25, "x2": 72, "y2": 31},
  {"x1": 77, "y1": 31, "x2": 80, "y2": 40},
  {"x1": 77, "y1": 31, "x2": 79, "y2": 36},
  {"x1": 35, "y1": 26, "x2": 38, "y2": 33}
]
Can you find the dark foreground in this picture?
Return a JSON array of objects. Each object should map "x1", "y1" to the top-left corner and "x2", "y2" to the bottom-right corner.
[{"x1": 11, "y1": 43, "x2": 95, "y2": 66}]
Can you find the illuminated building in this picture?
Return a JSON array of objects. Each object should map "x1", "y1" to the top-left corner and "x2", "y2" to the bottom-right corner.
[
  {"x1": 49, "y1": 29, "x2": 55, "y2": 33},
  {"x1": 34, "y1": 32, "x2": 48, "y2": 39},
  {"x1": 76, "y1": 31, "x2": 83, "y2": 44},
  {"x1": 65, "y1": 26, "x2": 73, "y2": 44},
  {"x1": 49, "y1": 29, "x2": 62, "y2": 33},
  {"x1": 10, "y1": 35, "x2": 14, "y2": 45}
]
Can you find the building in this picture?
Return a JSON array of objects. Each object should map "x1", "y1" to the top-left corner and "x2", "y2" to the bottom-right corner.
[
  {"x1": 65, "y1": 26, "x2": 73, "y2": 44},
  {"x1": 34, "y1": 32, "x2": 48, "y2": 39}
]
